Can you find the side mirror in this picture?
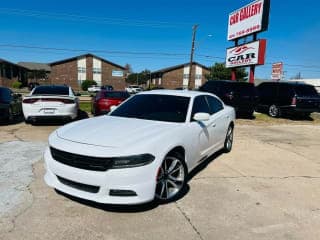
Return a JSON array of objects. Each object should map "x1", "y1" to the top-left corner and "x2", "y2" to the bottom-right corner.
[
  {"x1": 193, "y1": 112, "x2": 210, "y2": 122},
  {"x1": 110, "y1": 105, "x2": 118, "y2": 112}
]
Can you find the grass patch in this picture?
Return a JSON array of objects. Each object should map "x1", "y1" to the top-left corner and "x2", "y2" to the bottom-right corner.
[
  {"x1": 79, "y1": 102, "x2": 92, "y2": 113},
  {"x1": 237, "y1": 112, "x2": 320, "y2": 125}
]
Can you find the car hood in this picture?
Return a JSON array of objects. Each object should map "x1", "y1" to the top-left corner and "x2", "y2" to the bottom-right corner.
[{"x1": 56, "y1": 115, "x2": 179, "y2": 148}]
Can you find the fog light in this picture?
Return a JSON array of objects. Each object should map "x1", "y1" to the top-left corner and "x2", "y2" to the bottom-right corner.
[{"x1": 109, "y1": 189, "x2": 137, "y2": 197}]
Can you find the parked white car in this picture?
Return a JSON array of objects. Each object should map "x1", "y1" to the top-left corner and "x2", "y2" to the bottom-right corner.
[
  {"x1": 22, "y1": 85, "x2": 78, "y2": 123},
  {"x1": 44, "y1": 90, "x2": 235, "y2": 204},
  {"x1": 87, "y1": 85, "x2": 101, "y2": 93},
  {"x1": 125, "y1": 85, "x2": 143, "y2": 94}
]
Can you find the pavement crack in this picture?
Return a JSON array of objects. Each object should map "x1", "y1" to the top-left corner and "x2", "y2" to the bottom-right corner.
[
  {"x1": 175, "y1": 202, "x2": 204, "y2": 240},
  {"x1": 6, "y1": 165, "x2": 37, "y2": 234}
]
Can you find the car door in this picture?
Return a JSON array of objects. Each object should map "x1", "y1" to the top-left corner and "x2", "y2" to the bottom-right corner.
[
  {"x1": 189, "y1": 96, "x2": 214, "y2": 162},
  {"x1": 205, "y1": 95, "x2": 227, "y2": 151}
]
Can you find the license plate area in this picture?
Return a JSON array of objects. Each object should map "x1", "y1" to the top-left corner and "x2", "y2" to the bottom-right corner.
[{"x1": 44, "y1": 108, "x2": 55, "y2": 114}]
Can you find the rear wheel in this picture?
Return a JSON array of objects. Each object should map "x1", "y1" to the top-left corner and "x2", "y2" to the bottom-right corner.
[
  {"x1": 224, "y1": 125, "x2": 234, "y2": 153},
  {"x1": 155, "y1": 152, "x2": 187, "y2": 202},
  {"x1": 268, "y1": 105, "x2": 281, "y2": 118}
]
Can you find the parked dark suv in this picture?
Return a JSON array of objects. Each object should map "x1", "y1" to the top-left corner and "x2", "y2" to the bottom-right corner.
[
  {"x1": 199, "y1": 80, "x2": 258, "y2": 116},
  {"x1": 256, "y1": 82, "x2": 320, "y2": 117},
  {"x1": 0, "y1": 87, "x2": 22, "y2": 122}
]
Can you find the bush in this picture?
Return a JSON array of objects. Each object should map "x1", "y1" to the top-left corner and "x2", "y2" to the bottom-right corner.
[
  {"x1": 81, "y1": 80, "x2": 97, "y2": 91},
  {"x1": 12, "y1": 81, "x2": 22, "y2": 89}
]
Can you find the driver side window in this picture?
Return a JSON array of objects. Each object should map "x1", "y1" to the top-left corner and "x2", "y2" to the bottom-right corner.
[{"x1": 191, "y1": 96, "x2": 211, "y2": 121}]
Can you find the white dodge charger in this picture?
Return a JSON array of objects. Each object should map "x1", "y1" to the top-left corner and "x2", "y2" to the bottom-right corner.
[
  {"x1": 22, "y1": 85, "x2": 78, "y2": 123},
  {"x1": 44, "y1": 90, "x2": 235, "y2": 204}
]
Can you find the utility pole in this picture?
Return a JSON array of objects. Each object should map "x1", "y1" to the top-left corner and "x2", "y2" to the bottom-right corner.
[{"x1": 188, "y1": 24, "x2": 199, "y2": 89}]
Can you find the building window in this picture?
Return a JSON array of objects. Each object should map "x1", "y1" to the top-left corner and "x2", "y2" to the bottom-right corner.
[
  {"x1": 195, "y1": 74, "x2": 202, "y2": 80},
  {"x1": 77, "y1": 67, "x2": 86, "y2": 73},
  {"x1": 93, "y1": 68, "x2": 102, "y2": 74},
  {"x1": 183, "y1": 74, "x2": 189, "y2": 79}
]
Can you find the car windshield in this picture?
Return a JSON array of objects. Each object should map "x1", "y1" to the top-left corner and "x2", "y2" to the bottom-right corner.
[
  {"x1": 32, "y1": 86, "x2": 69, "y2": 95},
  {"x1": 293, "y1": 85, "x2": 318, "y2": 97},
  {"x1": 110, "y1": 94, "x2": 190, "y2": 123},
  {"x1": 104, "y1": 91, "x2": 130, "y2": 99},
  {"x1": 0, "y1": 88, "x2": 11, "y2": 102}
]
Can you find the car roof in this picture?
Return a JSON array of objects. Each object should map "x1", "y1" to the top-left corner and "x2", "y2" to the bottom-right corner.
[{"x1": 140, "y1": 89, "x2": 211, "y2": 98}]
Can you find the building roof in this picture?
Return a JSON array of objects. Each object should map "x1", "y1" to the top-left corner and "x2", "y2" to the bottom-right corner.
[
  {"x1": 0, "y1": 58, "x2": 28, "y2": 70},
  {"x1": 49, "y1": 53, "x2": 126, "y2": 70},
  {"x1": 18, "y1": 62, "x2": 51, "y2": 72},
  {"x1": 152, "y1": 62, "x2": 210, "y2": 74}
]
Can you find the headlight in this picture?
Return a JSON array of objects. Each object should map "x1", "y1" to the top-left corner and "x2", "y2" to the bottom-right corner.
[{"x1": 111, "y1": 154, "x2": 155, "y2": 169}]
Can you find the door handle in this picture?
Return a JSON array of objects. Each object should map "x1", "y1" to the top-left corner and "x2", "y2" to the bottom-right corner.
[{"x1": 211, "y1": 123, "x2": 216, "y2": 128}]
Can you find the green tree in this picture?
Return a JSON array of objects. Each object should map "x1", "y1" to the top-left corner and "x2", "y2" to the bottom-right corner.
[
  {"x1": 81, "y1": 80, "x2": 97, "y2": 91},
  {"x1": 206, "y1": 63, "x2": 248, "y2": 81},
  {"x1": 126, "y1": 69, "x2": 151, "y2": 85}
]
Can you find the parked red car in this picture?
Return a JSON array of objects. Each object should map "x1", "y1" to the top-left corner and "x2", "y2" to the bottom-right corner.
[{"x1": 91, "y1": 91, "x2": 130, "y2": 115}]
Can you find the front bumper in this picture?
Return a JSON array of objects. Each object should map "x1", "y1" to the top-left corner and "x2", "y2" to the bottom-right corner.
[{"x1": 44, "y1": 147, "x2": 157, "y2": 205}]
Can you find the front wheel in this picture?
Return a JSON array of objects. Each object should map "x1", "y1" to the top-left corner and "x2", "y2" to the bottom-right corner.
[
  {"x1": 223, "y1": 125, "x2": 234, "y2": 153},
  {"x1": 155, "y1": 153, "x2": 187, "y2": 203}
]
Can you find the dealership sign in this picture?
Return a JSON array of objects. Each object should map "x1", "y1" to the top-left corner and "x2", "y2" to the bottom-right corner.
[
  {"x1": 227, "y1": 0, "x2": 270, "y2": 41},
  {"x1": 271, "y1": 62, "x2": 283, "y2": 80},
  {"x1": 226, "y1": 39, "x2": 266, "y2": 68}
]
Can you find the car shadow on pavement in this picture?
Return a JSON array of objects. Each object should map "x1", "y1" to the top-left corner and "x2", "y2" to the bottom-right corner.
[
  {"x1": 282, "y1": 114, "x2": 315, "y2": 121},
  {"x1": 236, "y1": 113, "x2": 256, "y2": 120},
  {"x1": 187, "y1": 150, "x2": 224, "y2": 182},
  {"x1": 0, "y1": 115, "x2": 24, "y2": 126},
  {"x1": 55, "y1": 189, "x2": 160, "y2": 213}
]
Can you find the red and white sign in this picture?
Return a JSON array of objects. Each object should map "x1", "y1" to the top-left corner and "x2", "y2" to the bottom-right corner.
[
  {"x1": 227, "y1": 0, "x2": 270, "y2": 41},
  {"x1": 271, "y1": 62, "x2": 283, "y2": 80},
  {"x1": 226, "y1": 39, "x2": 266, "y2": 68}
]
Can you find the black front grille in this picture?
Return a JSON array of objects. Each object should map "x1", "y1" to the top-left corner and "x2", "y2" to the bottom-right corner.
[
  {"x1": 50, "y1": 147, "x2": 113, "y2": 171},
  {"x1": 57, "y1": 175, "x2": 100, "y2": 193}
]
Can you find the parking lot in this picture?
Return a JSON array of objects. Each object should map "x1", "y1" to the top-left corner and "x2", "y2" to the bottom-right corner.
[{"x1": 0, "y1": 118, "x2": 319, "y2": 240}]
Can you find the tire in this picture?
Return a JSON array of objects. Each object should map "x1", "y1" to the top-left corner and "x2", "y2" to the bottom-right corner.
[
  {"x1": 268, "y1": 105, "x2": 281, "y2": 118},
  {"x1": 223, "y1": 125, "x2": 234, "y2": 153},
  {"x1": 155, "y1": 152, "x2": 187, "y2": 203}
]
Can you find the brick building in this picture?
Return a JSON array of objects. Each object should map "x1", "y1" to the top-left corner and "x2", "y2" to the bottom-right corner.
[
  {"x1": 151, "y1": 62, "x2": 210, "y2": 89},
  {"x1": 48, "y1": 53, "x2": 127, "y2": 90},
  {"x1": 18, "y1": 62, "x2": 51, "y2": 85},
  {"x1": 0, "y1": 58, "x2": 28, "y2": 87}
]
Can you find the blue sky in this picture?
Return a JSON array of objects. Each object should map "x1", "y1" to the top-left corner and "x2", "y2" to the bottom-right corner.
[{"x1": 0, "y1": 0, "x2": 319, "y2": 79}]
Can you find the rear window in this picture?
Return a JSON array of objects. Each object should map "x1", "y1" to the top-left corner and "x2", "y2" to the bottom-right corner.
[
  {"x1": 0, "y1": 88, "x2": 12, "y2": 102},
  {"x1": 104, "y1": 91, "x2": 130, "y2": 99},
  {"x1": 32, "y1": 86, "x2": 69, "y2": 95},
  {"x1": 293, "y1": 85, "x2": 318, "y2": 97}
]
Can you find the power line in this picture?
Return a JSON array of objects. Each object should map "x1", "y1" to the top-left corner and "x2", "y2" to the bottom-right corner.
[
  {"x1": 0, "y1": 8, "x2": 190, "y2": 28},
  {"x1": 0, "y1": 44, "x2": 189, "y2": 57},
  {"x1": 1, "y1": 43, "x2": 320, "y2": 73}
]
